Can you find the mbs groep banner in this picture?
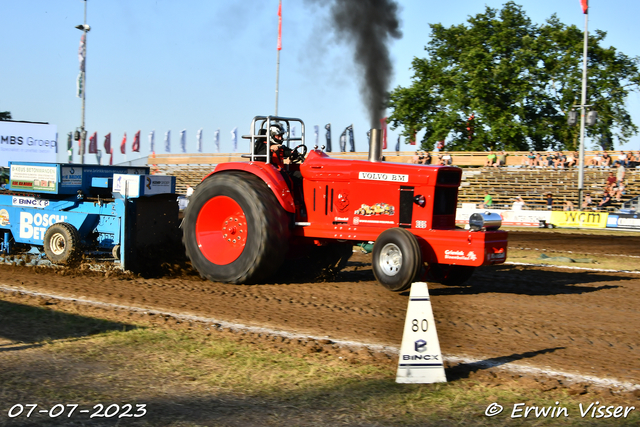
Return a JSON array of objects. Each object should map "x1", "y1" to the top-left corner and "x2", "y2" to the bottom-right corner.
[
  {"x1": 0, "y1": 122, "x2": 57, "y2": 167},
  {"x1": 550, "y1": 211, "x2": 608, "y2": 228}
]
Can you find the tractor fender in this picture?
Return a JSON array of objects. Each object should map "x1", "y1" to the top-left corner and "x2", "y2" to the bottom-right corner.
[{"x1": 203, "y1": 162, "x2": 296, "y2": 213}]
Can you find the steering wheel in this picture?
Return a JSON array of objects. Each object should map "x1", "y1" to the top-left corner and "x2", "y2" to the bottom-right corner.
[{"x1": 290, "y1": 144, "x2": 307, "y2": 164}]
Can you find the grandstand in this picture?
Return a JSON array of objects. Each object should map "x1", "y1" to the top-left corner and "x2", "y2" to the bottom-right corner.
[{"x1": 150, "y1": 151, "x2": 638, "y2": 212}]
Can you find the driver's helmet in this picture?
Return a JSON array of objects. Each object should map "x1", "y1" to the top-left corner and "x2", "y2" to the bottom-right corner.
[{"x1": 269, "y1": 122, "x2": 285, "y2": 145}]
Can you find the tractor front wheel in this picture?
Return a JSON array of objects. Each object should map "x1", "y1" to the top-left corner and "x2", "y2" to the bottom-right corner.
[
  {"x1": 43, "y1": 222, "x2": 82, "y2": 265},
  {"x1": 182, "y1": 171, "x2": 290, "y2": 284},
  {"x1": 372, "y1": 228, "x2": 421, "y2": 292}
]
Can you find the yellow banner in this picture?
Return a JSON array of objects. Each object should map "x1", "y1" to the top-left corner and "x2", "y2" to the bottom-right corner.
[{"x1": 550, "y1": 211, "x2": 608, "y2": 228}]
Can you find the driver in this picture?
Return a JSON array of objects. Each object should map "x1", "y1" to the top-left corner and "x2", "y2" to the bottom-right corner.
[{"x1": 254, "y1": 122, "x2": 293, "y2": 166}]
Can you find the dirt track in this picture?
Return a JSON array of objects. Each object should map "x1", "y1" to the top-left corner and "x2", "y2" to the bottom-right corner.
[{"x1": 1, "y1": 230, "x2": 639, "y2": 391}]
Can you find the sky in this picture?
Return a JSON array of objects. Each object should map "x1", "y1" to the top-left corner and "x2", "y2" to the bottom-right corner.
[{"x1": 2, "y1": 0, "x2": 640, "y2": 165}]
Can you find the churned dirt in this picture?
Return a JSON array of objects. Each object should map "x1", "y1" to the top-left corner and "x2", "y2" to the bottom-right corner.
[{"x1": 1, "y1": 230, "x2": 639, "y2": 395}]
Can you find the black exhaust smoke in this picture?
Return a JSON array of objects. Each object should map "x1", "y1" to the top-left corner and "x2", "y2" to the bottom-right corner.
[{"x1": 307, "y1": 0, "x2": 402, "y2": 128}]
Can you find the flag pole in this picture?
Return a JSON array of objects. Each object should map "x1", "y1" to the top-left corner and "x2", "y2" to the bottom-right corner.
[
  {"x1": 578, "y1": 3, "x2": 589, "y2": 209},
  {"x1": 275, "y1": 0, "x2": 282, "y2": 115}
]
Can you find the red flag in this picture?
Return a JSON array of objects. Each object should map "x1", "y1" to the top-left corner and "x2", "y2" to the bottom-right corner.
[
  {"x1": 120, "y1": 132, "x2": 127, "y2": 154},
  {"x1": 132, "y1": 130, "x2": 141, "y2": 152},
  {"x1": 88, "y1": 132, "x2": 97, "y2": 153},
  {"x1": 109, "y1": 148, "x2": 114, "y2": 165},
  {"x1": 581, "y1": 0, "x2": 588, "y2": 14},
  {"x1": 409, "y1": 130, "x2": 416, "y2": 146},
  {"x1": 277, "y1": 0, "x2": 282, "y2": 51},
  {"x1": 104, "y1": 133, "x2": 111, "y2": 155},
  {"x1": 379, "y1": 117, "x2": 388, "y2": 149}
]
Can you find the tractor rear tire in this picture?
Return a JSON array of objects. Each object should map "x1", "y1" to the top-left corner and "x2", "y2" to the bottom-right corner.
[
  {"x1": 43, "y1": 222, "x2": 82, "y2": 265},
  {"x1": 182, "y1": 171, "x2": 290, "y2": 284},
  {"x1": 426, "y1": 263, "x2": 475, "y2": 286},
  {"x1": 372, "y1": 228, "x2": 421, "y2": 292}
]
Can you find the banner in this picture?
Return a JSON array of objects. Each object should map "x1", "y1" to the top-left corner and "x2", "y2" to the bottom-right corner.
[
  {"x1": 120, "y1": 132, "x2": 127, "y2": 154},
  {"x1": 325, "y1": 123, "x2": 332, "y2": 152},
  {"x1": 277, "y1": 0, "x2": 282, "y2": 51},
  {"x1": 180, "y1": 129, "x2": 186, "y2": 153},
  {"x1": 165, "y1": 130, "x2": 171, "y2": 153},
  {"x1": 314, "y1": 125, "x2": 319, "y2": 146},
  {"x1": 148, "y1": 130, "x2": 155, "y2": 153},
  {"x1": 549, "y1": 211, "x2": 608, "y2": 228},
  {"x1": 214, "y1": 129, "x2": 220, "y2": 153},
  {"x1": 607, "y1": 213, "x2": 640, "y2": 230},
  {"x1": 0, "y1": 121, "x2": 57, "y2": 167},
  {"x1": 231, "y1": 127, "x2": 237, "y2": 152},
  {"x1": 104, "y1": 133, "x2": 111, "y2": 156},
  {"x1": 76, "y1": 34, "x2": 86, "y2": 98},
  {"x1": 197, "y1": 128, "x2": 203, "y2": 153},
  {"x1": 88, "y1": 131, "x2": 97, "y2": 153},
  {"x1": 581, "y1": 0, "x2": 588, "y2": 14},
  {"x1": 67, "y1": 132, "x2": 73, "y2": 162},
  {"x1": 132, "y1": 130, "x2": 140, "y2": 152},
  {"x1": 380, "y1": 117, "x2": 388, "y2": 149},
  {"x1": 395, "y1": 135, "x2": 400, "y2": 152}
]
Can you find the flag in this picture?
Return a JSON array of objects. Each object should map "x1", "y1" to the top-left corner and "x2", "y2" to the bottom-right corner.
[
  {"x1": 291, "y1": 126, "x2": 296, "y2": 138},
  {"x1": 109, "y1": 148, "x2": 113, "y2": 165},
  {"x1": 395, "y1": 135, "x2": 400, "y2": 152},
  {"x1": 325, "y1": 123, "x2": 332, "y2": 152},
  {"x1": 67, "y1": 132, "x2": 73, "y2": 162},
  {"x1": 277, "y1": 0, "x2": 282, "y2": 51},
  {"x1": 231, "y1": 127, "x2": 238, "y2": 152},
  {"x1": 132, "y1": 130, "x2": 140, "y2": 152},
  {"x1": 314, "y1": 125, "x2": 319, "y2": 146},
  {"x1": 76, "y1": 72, "x2": 84, "y2": 98},
  {"x1": 149, "y1": 130, "x2": 155, "y2": 153},
  {"x1": 214, "y1": 129, "x2": 220, "y2": 152},
  {"x1": 581, "y1": 0, "x2": 588, "y2": 14},
  {"x1": 348, "y1": 125, "x2": 355, "y2": 152},
  {"x1": 339, "y1": 129, "x2": 347, "y2": 152},
  {"x1": 96, "y1": 149, "x2": 102, "y2": 165},
  {"x1": 76, "y1": 34, "x2": 86, "y2": 98},
  {"x1": 380, "y1": 117, "x2": 388, "y2": 149},
  {"x1": 409, "y1": 130, "x2": 416, "y2": 145},
  {"x1": 120, "y1": 132, "x2": 127, "y2": 154},
  {"x1": 180, "y1": 129, "x2": 187, "y2": 153},
  {"x1": 197, "y1": 128, "x2": 203, "y2": 153},
  {"x1": 88, "y1": 131, "x2": 97, "y2": 153},
  {"x1": 165, "y1": 130, "x2": 171, "y2": 152},
  {"x1": 104, "y1": 133, "x2": 111, "y2": 155}
]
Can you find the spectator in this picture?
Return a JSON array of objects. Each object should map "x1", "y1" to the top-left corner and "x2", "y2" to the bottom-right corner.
[
  {"x1": 563, "y1": 200, "x2": 575, "y2": 211},
  {"x1": 566, "y1": 151, "x2": 577, "y2": 168},
  {"x1": 615, "y1": 151, "x2": 629, "y2": 167},
  {"x1": 545, "y1": 152, "x2": 557, "y2": 168},
  {"x1": 614, "y1": 181, "x2": 626, "y2": 202},
  {"x1": 534, "y1": 152, "x2": 542, "y2": 167},
  {"x1": 598, "y1": 191, "x2": 612, "y2": 209},
  {"x1": 555, "y1": 151, "x2": 567, "y2": 169},
  {"x1": 484, "y1": 151, "x2": 497, "y2": 167},
  {"x1": 512, "y1": 196, "x2": 525, "y2": 210},
  {"x1": 479, "y1": 192, "x2": 493, "y2": 209},
  {"x1": 409, "y1": 151, "x2": 421, "y2": 164},
  {"x1": 588, "y1": 152, "x2": 602, "y2": 167},
  {"x1": 616, "y1": 163, "x2": 626, "y2": 184},
  {"x1": 495, "y1": 150, "x2": 507, "y2": 167},
  {"x1": 522, "y1": 150, "x2": 536, "y2": 167},
  {"x1": 186, "y1": 185, "x2": 194, "y2": 198},
  {"x1": 422, "y1": 151, "x2": 432, "y2": 165},
  {"x1": 442, "y1": 152, "x2": 452, "y2": 165},
  {"x1": 606, "y1": 172, "x2": 616, "y2": 190},
  {"x1": 602, "y1": 151, "x2": 612, "y2": 167},
  {"x1": 545, "y1": 193, "x2": 553, "y2": 210},
  {"x1": 582, "y1": 193, "x2": 593, "y2": 209}
]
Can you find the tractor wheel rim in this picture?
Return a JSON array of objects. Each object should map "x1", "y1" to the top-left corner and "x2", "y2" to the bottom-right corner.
[
  {"x1": 378, "y1": 243, "x2": 402, "y2": 276},
  {"x1": 195, "y1": 195, "x2": 247, "y2": 265},
  {"x1": 50, "y1": 233, "x2": 66, "y2": 255}
]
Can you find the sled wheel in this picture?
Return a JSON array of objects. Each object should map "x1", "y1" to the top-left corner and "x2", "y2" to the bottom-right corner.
[
  {"x1": 43, "y1": 222, "x2": 82, "y2": 265},
  {"x1": 183, "y1": 171, "x2": 290, "y2": 284},
  {"x1": 372, "y1": 228, "x2": 421, "y2": 292},
  {"x1": 426, "y1": 263, "x2": 475, "y2": 286}
]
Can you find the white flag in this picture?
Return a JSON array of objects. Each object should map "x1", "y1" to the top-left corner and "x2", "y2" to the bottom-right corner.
[
  {"x1": 231, "y1": 127, "x2": 237, "y2": 153},
  {"x1": 215, "y1": 129, "x2": 220, "y2": 153},
  {"x1": 149, "y1": 130, "x2": 155, "y2": 153},
  {"x1": 197, "y1": 128, "x2": 203, "y2": 153},
  {"x1": 180, "y1": 129, "x2": 187, "y2": 153},
  {"x1": 165, "y1": 130, "x2": 171, "y2": 153}
]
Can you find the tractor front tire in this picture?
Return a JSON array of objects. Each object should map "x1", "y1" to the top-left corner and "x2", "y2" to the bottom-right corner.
[
  {"x1": 182, "y1": 172, "x2": 290, "y2": 284},
  {"x1": 372, "y1": 228, "x2": 422, "y2": 292},
  {"x1": 43, "y1": 222, "x2": 82, "y2": 265}
]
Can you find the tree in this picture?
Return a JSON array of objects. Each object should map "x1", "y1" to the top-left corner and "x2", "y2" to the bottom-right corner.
[
  {"x1": 0, "y1": 111, "x2": 11, "y2": 121},
  {"x1": 388, "y1": 2, "x2": 640, "y2": 151}
]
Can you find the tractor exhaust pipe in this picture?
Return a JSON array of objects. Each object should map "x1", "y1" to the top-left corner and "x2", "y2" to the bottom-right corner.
[{"x1": 368, "y1": 128, "x2": 383, "y2": 162}]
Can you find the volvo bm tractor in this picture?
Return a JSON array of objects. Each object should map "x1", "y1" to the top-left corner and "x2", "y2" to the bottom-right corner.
[{"x1": 182, "y1": 116, "x2": 507, "y2": 292}]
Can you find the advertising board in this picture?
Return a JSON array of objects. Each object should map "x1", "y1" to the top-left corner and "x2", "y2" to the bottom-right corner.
[{"x1": 0, "y1": 121, "x2": 57, "y2": 167}]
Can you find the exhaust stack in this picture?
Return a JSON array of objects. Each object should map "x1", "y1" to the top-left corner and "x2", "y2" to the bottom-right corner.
[{"x1": 368, "y1": 128, "x2": 383, "y2": 162}]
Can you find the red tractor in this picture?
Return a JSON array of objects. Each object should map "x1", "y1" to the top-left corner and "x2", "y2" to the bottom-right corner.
[{"x1": 182, "y1": 116, "x2": 507, "y2": 292}]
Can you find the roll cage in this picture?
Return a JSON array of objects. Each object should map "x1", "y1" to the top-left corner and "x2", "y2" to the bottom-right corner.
[{"x1": 242, "y1": 115, "x2": 306, "y2": 165}]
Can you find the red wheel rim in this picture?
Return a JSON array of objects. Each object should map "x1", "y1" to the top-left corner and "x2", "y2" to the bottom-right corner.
[{"x1": 195, "y1": 195, "x2": 248, "y2": 265}]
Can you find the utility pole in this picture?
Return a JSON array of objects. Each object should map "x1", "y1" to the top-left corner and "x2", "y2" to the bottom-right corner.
[
  {"x1": 76, "y1": 0, "x2": 90, "y2": 164},
  {"x1": 577, "y1": 2, "x2": 589, "y2": 209}
]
